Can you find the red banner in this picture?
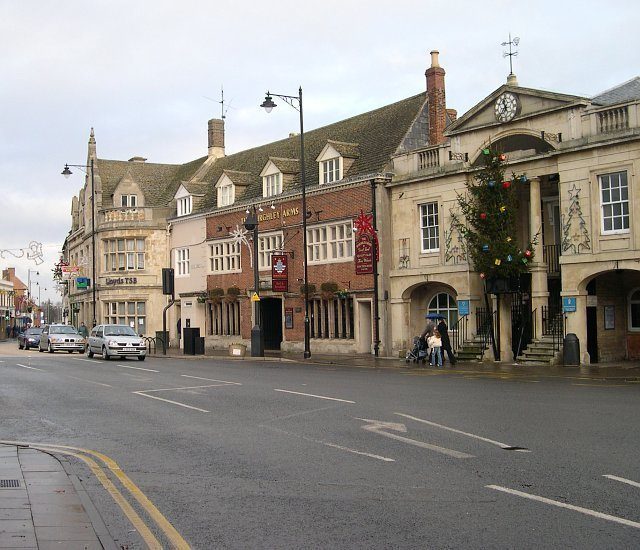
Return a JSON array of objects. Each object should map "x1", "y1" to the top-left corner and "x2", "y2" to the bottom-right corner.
[
  {"x1": 271, "y1": 254, "x2": 289, "y2": 292},
  {"x1": 355, "y1": 234, "x2": 374, "y2": 274}
]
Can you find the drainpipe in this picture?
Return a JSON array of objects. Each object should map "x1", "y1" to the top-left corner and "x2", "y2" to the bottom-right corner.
[{"x1": 371, "y1": 179, "x2": 380, "y2": 357}]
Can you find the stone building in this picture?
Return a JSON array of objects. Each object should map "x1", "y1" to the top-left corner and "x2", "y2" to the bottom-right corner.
[{"x1": 388, "y1": 52, "x2": 640, "y2": 364}]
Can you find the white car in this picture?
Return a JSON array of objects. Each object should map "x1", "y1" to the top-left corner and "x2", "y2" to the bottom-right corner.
[
  {"x1": 87, "y1": 324, "x2": 147, "y2": 361},
  {"x1": 38, "y1": 324, "x2": 86, "y2": 353}
]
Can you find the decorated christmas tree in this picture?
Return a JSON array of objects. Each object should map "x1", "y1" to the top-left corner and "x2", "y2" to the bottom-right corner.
[{"x1": 452, "y1": 148, "x2": 537, "y2": 285}]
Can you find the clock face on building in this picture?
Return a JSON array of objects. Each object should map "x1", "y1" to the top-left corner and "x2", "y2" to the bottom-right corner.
[{"x1": 494, "y1": 92, "x2": 519, "y2": 122}]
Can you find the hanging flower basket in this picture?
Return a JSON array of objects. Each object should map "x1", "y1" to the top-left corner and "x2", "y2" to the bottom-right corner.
[
  {"x1": 226, "y1": 286, "x2": 241, "y2": 302},
  {"x1": 300, "y1": 283, "x2": 316, "y2": 296},
  {"x1": 208, "y1": 287, "x2": 224, "y2": 303},
  {"x1": 320, "y1": 281, "x2": 338, "y2": 300}
]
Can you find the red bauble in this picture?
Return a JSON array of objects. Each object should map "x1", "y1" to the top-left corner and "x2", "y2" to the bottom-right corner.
[
  {"x1": 524, "y1": 249, "x2": 532, "y2": 258},
  {"x1": 480, "y1": 212, "x2": 487, "y2": 220},
  {"x1": 502, "y1": 180, "x2": 511, "y2": 189}
]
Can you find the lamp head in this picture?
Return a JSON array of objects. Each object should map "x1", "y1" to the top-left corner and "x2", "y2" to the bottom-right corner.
[
  {"x1": 260, "y1": 93, "x2": 277, "y2": 113},
  {"x1": 61, "y1": 164, "x2": 72, "y2": 178},
  {"x1": 244, "y1": 209, "x2": 258, "y2": 231}
]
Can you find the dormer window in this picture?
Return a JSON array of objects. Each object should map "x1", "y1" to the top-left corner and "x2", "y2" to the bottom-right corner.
[
  {"x1": 264, "y1": 173, "x2": 282, "y2": 197},
  {"x1": 218, "y1": 182, "x2": 234, "y2": 207},
  {"x1": 177, "y1": 195, "x2": 192, "y2": 216},
  {"x1": 121, "y1": 194, "x2": 137, "y2": 207},
  {"x1": 322, "y1": 158, "x2": 341, "y2": 184}
]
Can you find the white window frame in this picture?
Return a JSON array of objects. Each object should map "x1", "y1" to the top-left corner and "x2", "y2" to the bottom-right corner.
[
  {"x1": 209, "y1": 240, "x2": 241, "y2": 273},
  {"x1": 599, "y1": 171, "x2": 629, "y2": 235},
  {"x1": 177, "y1": 195, "x2": 192, "y2": 216},
  {"x1": 263, "y1": 173, "x2": 282, "y2": 198},
  {"x1": 175, "y1": 248, "x2": 190, "y2": 276},
  {"x1": 103, "y1": 238, "x2": 145, "y2": 272},
  {"x1": 420, "y1": 202, "x2": 440, "y2": 252},
  {"x1": 427, "y1": 293, "x2": 458, "y2": 327},
  {"x1": 121, "y1": 194, "x2": 137, "y2": 207},
  {"x1": 258, "y1": 232, "x2": 284, "y2": 270},
  {"x1": 629, "y1": 288, "x2": 640, "y2": 332},
  {"x1": 307, "y1": 221, "x2": 354, "y2": 264},
  {"x1": 218, "y1": 183, "x2": 234, "y2": 207},
  {"x1": 321, "y1": 157, "x2": 341, "y2": 184}
]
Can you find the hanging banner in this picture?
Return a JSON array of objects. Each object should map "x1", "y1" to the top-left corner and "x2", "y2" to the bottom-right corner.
[
  {"x1": 355, "y1": 234, "x2": 374, "y2": 275},
  {"x1": 271, "y1": 254, "x2": 289, "y2": 292}
]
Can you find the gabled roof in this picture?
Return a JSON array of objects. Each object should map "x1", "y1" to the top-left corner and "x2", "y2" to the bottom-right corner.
[
  {"x1": 592, "y1": 77, "x2": 640, "y2": 106},
  {"x1": 218, "y1": 170, "x2": 252, "y2": 187},
  {"x1": 195, "y1": 92, "x2": 428, "y2": 212},
  {"x1": 445, "y1": 84, "x2": 589, "y2": 136},
  {"x1": 267, "y1": 157, "x2": 300, "y2": 174},
  {"x1": 325, "y1": 140, "x2": 360, "y2": 158}
]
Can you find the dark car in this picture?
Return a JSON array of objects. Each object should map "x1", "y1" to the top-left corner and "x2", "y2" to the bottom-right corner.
[{"x1": 18, "y1": 327, "x2": 43, "y2": 350}]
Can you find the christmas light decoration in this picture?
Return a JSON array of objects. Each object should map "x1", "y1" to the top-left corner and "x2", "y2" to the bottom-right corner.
[
  {"x1": 488, "y1": 180, "x2": 496, "y2": 188},
  {"x1": 480, "y1": 212, "x2": 487, "y2": 220},
  {"x1": 502, "y1": 180, "x2": 511, "y2": 189}
]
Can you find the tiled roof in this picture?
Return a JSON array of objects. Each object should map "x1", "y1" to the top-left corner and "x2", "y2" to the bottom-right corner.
[
  {"x1": 96, "y1": 157, "x2": 204, "y2": 207},
  {"x1": 268, "y1": 157, "x2": 300, "y2": 174},
  {"x1": 196, "y1": 92, "x2": 428, "y2": 212},
  {"x1": 221, "y1": 170, "x2": 252, "y2": 186},
  {"x1": 326, "y1": 140, "x2": 360, "y2": 158},
  {"x1": 592, "y1": 77, "x2": 640, "y2": 106}
]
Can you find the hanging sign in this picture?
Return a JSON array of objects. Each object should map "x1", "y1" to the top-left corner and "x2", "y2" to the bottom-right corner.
[
  {"x1": 355, "y1": 234, "x2": 374, "y2": 275},
  {"x1": 271, "y1": 254, "x2": 289, "y2": 292}
]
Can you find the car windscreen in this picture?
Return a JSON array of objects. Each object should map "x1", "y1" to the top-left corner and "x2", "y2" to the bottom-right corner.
[
  {"x1": 104, "y1": 326, "x2": 137, "y2": 337},
  {"x1": 50, "y1": 326, "x2": 79, "y2": 334},
  {"x1": 26, "y1": 328, "x2": 43, "y2": 335}
]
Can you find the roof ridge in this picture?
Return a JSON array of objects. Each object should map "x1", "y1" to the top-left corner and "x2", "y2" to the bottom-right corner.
[{"x1": 592, "y1": 76, "x2": 640, "y2": 99}]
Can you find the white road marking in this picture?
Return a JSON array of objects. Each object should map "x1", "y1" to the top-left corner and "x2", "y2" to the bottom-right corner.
[
  {"x1": 274, "y1": 389, "x2": 355, "y2": 403},
  {"x1": 75, "y1": 358, "x2": 104, "y2": 364},
  {"x1": 15, "y1": 363, "x2": 45, "y2": 371},
  {"x1": 262, "y1": 425, "x2": 394, "y2": 462},
  {"x1": 358, "y1": 418, "x2": 473, "y2": 459},
  {"x1": 140, "y1": 384, "x2": 230, "y2": 394},
  {"x1": 65, "y1": 375, "x2": 112, "y2": 387},
  {"x1": 603, "y1": 474, "x2": 640, "y2": 488},
  {"x1": 118, "y1": 364, "x2": 159, "y2": 372},
  {"x1": 133, "y1": 391, "x2": 210, "y2": 413},
  {"x1": 395, "y1": 412, "x2": 530, "y2": 451},
  {"x1": 181, "y1": 375, "x2": 241, "y2": 385},
  {"x1": 486, "y1": 484, "x2": 640, "y2": 529}
]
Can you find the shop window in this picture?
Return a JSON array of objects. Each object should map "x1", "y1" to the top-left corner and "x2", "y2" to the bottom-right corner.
[
  {"x1": 309, "y1": 297, "x2": 354, "y2": 339},
  {"x1": 629, "y1": 289, "x2": 640, "y2": 330},
  {"x1": 208, "y1": 301, "x2": 240, "y2": 335}
]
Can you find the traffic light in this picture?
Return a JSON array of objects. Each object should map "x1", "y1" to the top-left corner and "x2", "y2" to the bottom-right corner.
[{"x1": 162, "y1": 268, "x2": 174, "y2": 296}]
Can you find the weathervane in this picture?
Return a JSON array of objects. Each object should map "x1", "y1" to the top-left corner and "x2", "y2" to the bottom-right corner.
[{"x1": 501, "y1": 33, "x2": 520, "y2": 75}]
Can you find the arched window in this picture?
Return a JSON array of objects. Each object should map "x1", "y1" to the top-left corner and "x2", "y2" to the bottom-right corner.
[
  {"x1": 427, "y1": 293, "x2": 458, "y2": 327},
  {"x1": 629, "y1": 288, "x2": 640, "y2": 330}
]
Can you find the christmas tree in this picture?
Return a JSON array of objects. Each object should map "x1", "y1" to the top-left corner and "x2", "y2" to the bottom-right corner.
[{"x1": 452, "y1": 149, "x2": 537, "y2": 283}]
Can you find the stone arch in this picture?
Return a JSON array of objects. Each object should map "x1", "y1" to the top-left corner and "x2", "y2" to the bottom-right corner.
[
  {"x1": 403, "y1": 280, "x2": 459, "y2": 338},
  {"x1": 471, "y1": 131, "x2": 556, "y2": 167}
]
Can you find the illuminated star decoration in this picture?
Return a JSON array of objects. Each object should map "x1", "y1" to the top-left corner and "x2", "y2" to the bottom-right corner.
[
  {"x1": 0, "y1": 241, "x2": 44, "y2": 265},
  {"x1": 353, "y1": 209, "x2": 379, "y2": 261},
  {"x1": 230, "y1": 225, "x2": 252, "y2": 266}
]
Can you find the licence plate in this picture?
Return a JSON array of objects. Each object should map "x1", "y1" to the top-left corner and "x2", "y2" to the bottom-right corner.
[{"x1": 123, "y1": 348, "x2": 136, "y2": 352}]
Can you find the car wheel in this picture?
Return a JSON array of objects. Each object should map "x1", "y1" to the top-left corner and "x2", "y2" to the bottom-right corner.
[
  {"x1": 102, "y1": 347, "x2": 110, "y2": 361},
  {"x1": 68, "y1": 350, "x2": 73, "y2": 354},
  {"x1": 48, "y1": 342, "x2": 54, "y2": 353},
  {"x1": 87, "y1": 347, "x2": 94, "y2": 358},
  {"x1": 137, "y1": 355, "x2": 146, "y2": 361}
]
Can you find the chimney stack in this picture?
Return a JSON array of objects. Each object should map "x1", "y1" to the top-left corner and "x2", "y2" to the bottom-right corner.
[
  {"x1": 425, "y1": 50, "x2": 447, "y2": 145},
  {"x1": 208, "y1": 118, "x2": 225, "y2": 159}
]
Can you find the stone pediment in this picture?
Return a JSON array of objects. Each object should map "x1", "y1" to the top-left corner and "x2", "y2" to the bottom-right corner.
[{"x1": 445, "y1": 84, "x2": 589, "y2": 136}]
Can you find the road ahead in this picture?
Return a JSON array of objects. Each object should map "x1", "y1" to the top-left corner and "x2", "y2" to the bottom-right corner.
[{"x1": 1, "y1": 343, "x2": 639, "y2": 549}]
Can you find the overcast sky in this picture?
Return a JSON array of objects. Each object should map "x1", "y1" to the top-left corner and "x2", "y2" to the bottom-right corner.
[{"x1": 1, "y1": 0, "x2": 638, "y2": 303}]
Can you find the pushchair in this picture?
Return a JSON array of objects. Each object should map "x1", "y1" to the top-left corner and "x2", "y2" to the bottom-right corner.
[{"x1": 405, "y1": 336, "x2": 428, "y2": 364}]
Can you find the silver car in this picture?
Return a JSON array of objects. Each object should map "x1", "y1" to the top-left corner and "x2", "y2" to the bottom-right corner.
[
  {"x1": 39, "y1": 324, "x2": 86, "y2": 353},
  {"x1": 87, "y1": 324, "x2": 147, "y2": 361}
]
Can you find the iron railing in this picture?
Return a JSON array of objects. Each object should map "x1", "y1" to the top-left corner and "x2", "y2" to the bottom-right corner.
[
  {"x1": 543, "y1": 244, "x2": 561, "y2": 275},
  {"x1": 449, "y1": 314, "x2": 469, "y2": 354},
  {"x1": 514, "y1": 307, "x2": 536, "y2": 358},
  {"x1": 542, "y1": 306, "x2": 566, "y2": 352},
  {"x1": 476, "y1": 307, "x2": 498, "y2": 357}
]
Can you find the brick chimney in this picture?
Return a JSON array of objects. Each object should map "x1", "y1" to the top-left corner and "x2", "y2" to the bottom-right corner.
[
  {"x1": 208, "y1": 118, "x2": 225, "y2": 159},
  {"x1": 425, "y1": 50, "x2": 447, "y2": 145}
]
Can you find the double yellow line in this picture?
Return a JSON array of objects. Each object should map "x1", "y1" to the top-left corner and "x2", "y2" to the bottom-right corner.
[{"x1": 2, "y1": 440, "x2": 189, "y2": 549}]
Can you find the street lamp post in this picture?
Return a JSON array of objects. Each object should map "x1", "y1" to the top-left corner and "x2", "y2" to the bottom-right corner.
[
  {"x1": 260, "y1": 88, "x2": 311, "y2": 359},
  {"x1": 62, "y1": 159, "x2": 97, "y2": 327},
  {"x1": 27, "y1": 269, "x2": 39, "y2": 321},
  {"x1": 244, "y1": 206, "x2": 264, "y2": 357}
]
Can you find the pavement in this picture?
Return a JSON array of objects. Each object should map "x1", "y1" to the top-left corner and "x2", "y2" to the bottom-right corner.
[{"x1": 1, "y1": 338, "x2": 639, "y2": 549}]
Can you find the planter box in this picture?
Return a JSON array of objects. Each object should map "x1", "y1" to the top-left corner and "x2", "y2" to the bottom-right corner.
[{"x1": 228, "y1": 343, "x2": 247, "y2": 358}]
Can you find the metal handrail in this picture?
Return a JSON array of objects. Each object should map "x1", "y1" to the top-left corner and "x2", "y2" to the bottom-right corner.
[
  {"x1": 542, "y1": 306, "x2": 565, "y2": 352},
  {"x1": 515, "y1": 308, "x2": 536, "y2": 359},
  {"x1": 476, "y1": 308, "x2": 498, "y2": 357},
  {"x1": 450, "y1": 314, "x2": 469, "y2": 353}
]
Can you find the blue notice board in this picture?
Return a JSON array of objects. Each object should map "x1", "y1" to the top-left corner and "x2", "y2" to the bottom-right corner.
[
  {"x1": 458, "y1": 300, "x2": 470, "y2": 316},
  {"x1": 562, "y1": 297, "x2": 577, "y2": 313}
]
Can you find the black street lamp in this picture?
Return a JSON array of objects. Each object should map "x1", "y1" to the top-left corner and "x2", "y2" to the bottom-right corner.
[
  {"x1": 62, "y1": 159, "x2": 97, "y2": 327},
  {"x1": 244, "y1": 206, "x2": 264, "y2": 357},
  {"x1": 261, "y1": 87, "x2": 311, "y2": 359}
]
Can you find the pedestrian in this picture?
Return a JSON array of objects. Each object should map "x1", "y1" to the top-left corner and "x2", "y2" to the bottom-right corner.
[
  {"x1": 421, "y1": 321, "x2": 435, "y2": 365},
  {"x1": 5, "y1": 324, "x2": 10, "y2": 339},
  {"x1": 428, "y1": 330, "x2": 443, "y2": 367},
  {"x1": 78, "y1": 322, "x2": 89, "y2": 338},
  {"x1": 437, "y1": 318, "x2": 457, "y2": 365}
]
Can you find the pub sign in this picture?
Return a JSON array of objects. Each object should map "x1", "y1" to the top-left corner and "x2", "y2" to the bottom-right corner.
[{"x1": 271, "y1": 254, "x2": 289, "y2": 292}]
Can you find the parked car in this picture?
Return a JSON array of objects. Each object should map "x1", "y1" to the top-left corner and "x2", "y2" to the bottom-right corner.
[
  {"x1": 87, "y1": 324, "x2": 146, "y2": 361},
  {"x1": 38, "y1": 324, "x2": 86, "y2": 353},
  {"x1": 18, "y1": 327, "x2": 43, "y2": 350}
]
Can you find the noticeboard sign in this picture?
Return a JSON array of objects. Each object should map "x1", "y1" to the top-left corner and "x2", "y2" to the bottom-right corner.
[
  {"x1": 458, "y1": 300, "x2": 470, "y2": 316},
  {"x1": 271, "y1": 254, "x2": 288, "y2": 292},
  {"x1": 562, "y1": 297, "x2": 577, "y2": 313}
]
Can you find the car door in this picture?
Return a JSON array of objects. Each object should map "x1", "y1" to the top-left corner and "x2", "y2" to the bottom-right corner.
[{"x1": 89, "y1": 326, "x2": 99, "y2": 352}]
